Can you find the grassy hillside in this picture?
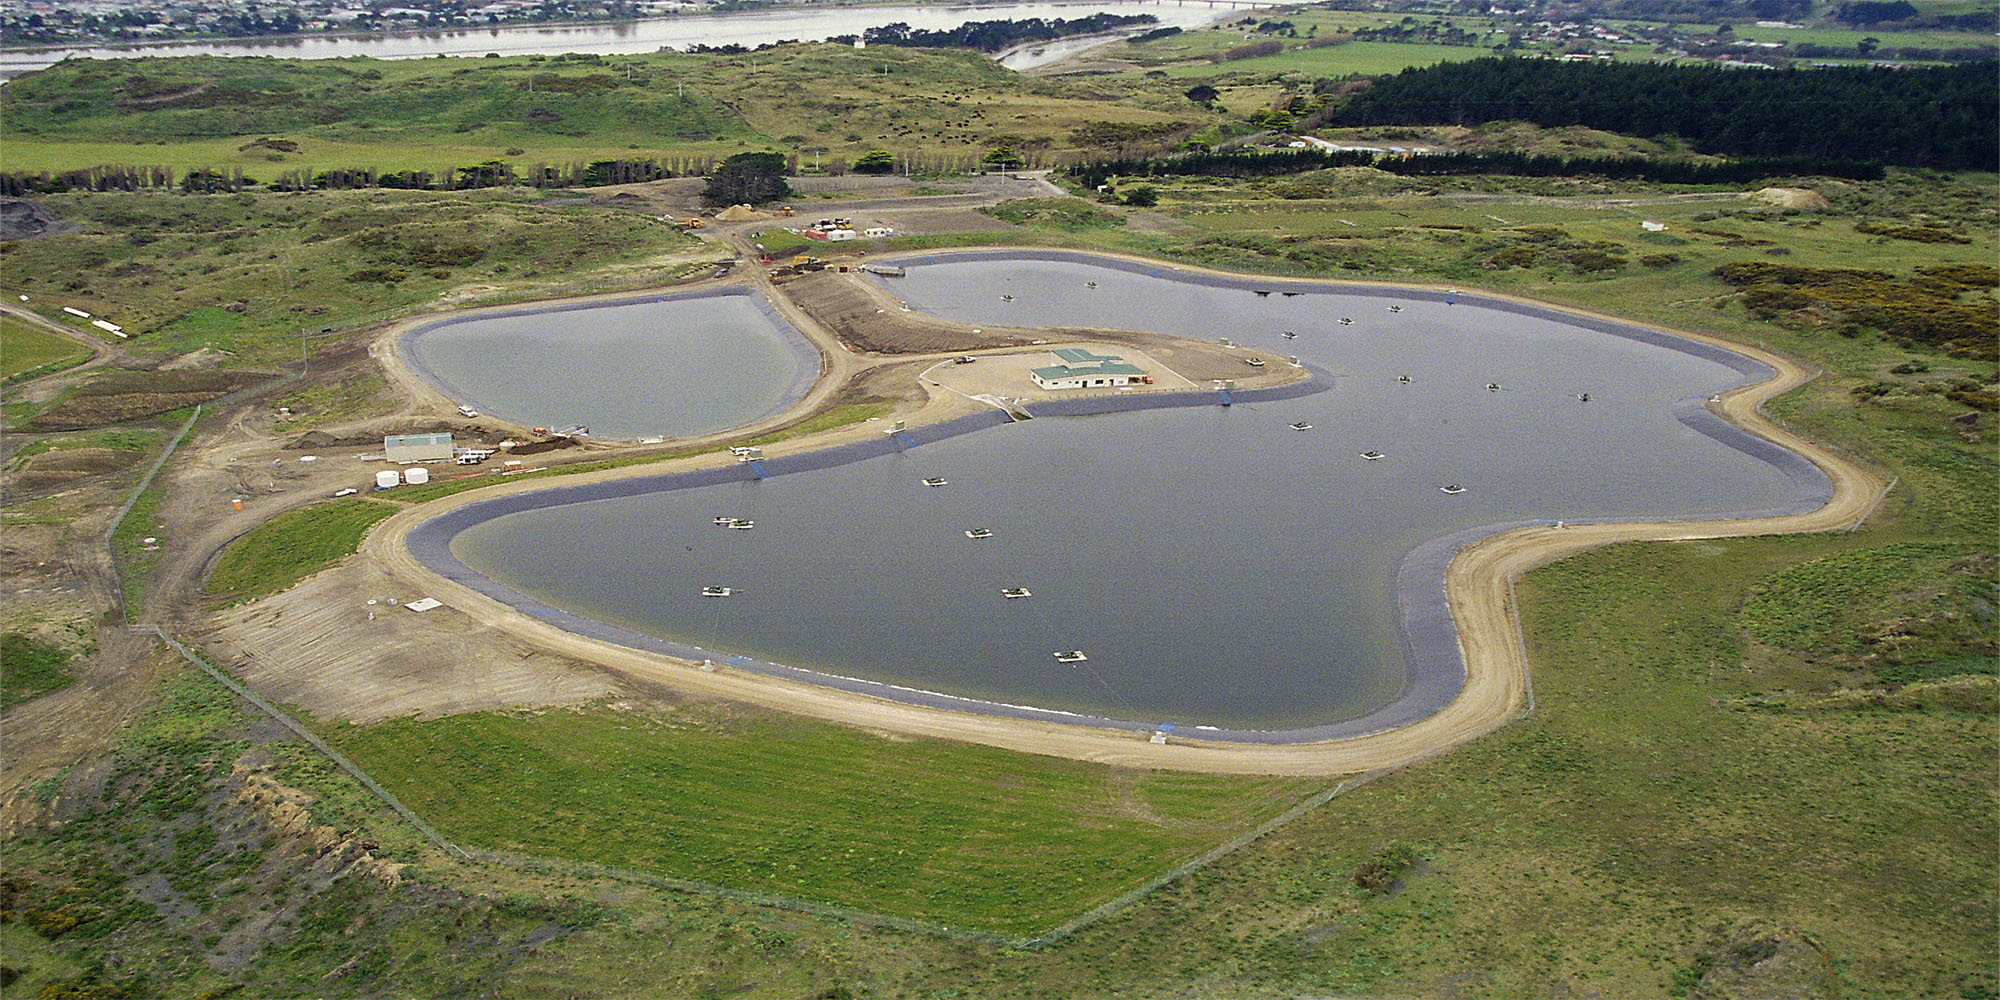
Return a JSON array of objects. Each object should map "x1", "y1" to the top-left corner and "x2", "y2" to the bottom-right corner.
[
  {"x1": 1, "y1": 53, "x2": 756, "y2": 173},
  {"x1": 0, "y1": 45, "x2": 1218, "y2": 178},
  {"x1": 0, "y1": 188, "x2": 706, "y2": 367},
  {"x1": 204, "y1": 498, "x2": 398, "y2": 604}
]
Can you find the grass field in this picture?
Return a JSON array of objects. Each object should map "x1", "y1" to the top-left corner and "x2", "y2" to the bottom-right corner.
[
  {"x1": 322, "y1": 704, "x2": 1321, "y2": 935},
  {"x1": 1, "y1": 317, "x2": 91, "y2": 381},
  {"x1": 1, "y1": 633, "x2": 75, "y2": 710},
  {"x1": 204, "y1": 497, "x2": 398, "y2": 603}
]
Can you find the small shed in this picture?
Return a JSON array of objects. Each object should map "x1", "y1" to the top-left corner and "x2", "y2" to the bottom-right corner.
[{"x1": 384, "y1": 432, "x2": 453, "y2": 464}]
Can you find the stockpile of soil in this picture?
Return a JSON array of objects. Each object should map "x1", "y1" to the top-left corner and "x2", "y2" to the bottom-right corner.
[
  {"x1": 830, "y1": 362, "x2": 929, "y2": 408},
  {"x1": 0, "y1": 197, "x2": 79, "y2": 240},
  {"x1": 504, "y1": 437, "x2": 580, "y2": 457}
]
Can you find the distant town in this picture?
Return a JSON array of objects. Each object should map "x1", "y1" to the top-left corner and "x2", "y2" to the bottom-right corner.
[
  {"x1": 4, "y1": 0, "x2": 1991, "y2": 69},
  {"x1": 0, "y1": 0, "x2": 731, "y2": 47}
]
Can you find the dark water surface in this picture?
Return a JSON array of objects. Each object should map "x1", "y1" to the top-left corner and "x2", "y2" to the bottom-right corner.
[
  {"x1": 443, "y1": 254, "x2": 1820, "y2": 733},
  {"x1": 403, "y1": 290, "x2": 815, "y2": 440}
]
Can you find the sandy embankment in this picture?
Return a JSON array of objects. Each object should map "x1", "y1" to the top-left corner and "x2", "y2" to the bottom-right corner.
[{"x1": 353, "y1": 250, "x2": 1881, "y2": 777}]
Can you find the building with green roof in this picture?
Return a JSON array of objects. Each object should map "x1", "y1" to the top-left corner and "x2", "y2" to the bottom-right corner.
[{"x1": 1030, "y1": 349, "x2": 1148, "y2": 390}]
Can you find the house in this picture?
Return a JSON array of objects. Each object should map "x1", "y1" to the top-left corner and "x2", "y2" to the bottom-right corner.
[{"x1": 1030, "y1": 348, "x2": 1147, "y2": 390}]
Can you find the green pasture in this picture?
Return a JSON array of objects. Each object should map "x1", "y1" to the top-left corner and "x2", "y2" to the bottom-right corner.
[
  {"x1": 322, "y1": 705, "x2": 1320, "y2": 935},
  {"x1": 1724, "y1": 22, "x2": 1996, "y2": 50},
  {"x1": 1, "y1": 317, "x2": 91, "y2": 381},
  {"x1": 204, "y1": 498, "x2": 398, "y2": 604},
  {"x1": 1158, "y1": 40, "x2": 1494, "y2": 80},
  {"x1": 0, "y1": 188, "x2": 700, "y2": 367}
]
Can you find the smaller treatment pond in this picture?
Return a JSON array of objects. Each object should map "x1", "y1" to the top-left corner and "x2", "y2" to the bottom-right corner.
[
  {"x1": 415, "y1": 253, "x2": 1832, "y2": 739},
  {"x1": 401, "y1": 289, "x2": 818, "y2": 440}
]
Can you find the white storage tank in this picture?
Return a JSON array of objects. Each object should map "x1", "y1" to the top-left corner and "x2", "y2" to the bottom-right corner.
[
  {"x1": 375, "y1": 470, "x2": 400, "y2": 490},
  {"x1": 404, "y1": 466, "x2": 431, "y2": 486}
]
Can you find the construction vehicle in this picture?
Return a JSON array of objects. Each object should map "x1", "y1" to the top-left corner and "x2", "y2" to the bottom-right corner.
[{"x1": 672, "y1": 218, "x2": 706, "y2": 230}]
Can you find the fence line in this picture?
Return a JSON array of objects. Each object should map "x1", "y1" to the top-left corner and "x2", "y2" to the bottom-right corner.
[
  {"x1": 133, "y1": 625, "x2": 473, "y2": 860},
  {"x1": 1023, "y1": 769, "x2": 1389, "y2": 948},
  {"x1": 1850, "y1": 475, "x2": 1896, "y2": 531},
  {"x1": 103, "y1": 404, "x2": 201, "y2": 623},
  {"x1": 1508, "y1": 573, "x2": 1536, "y2": 718}
]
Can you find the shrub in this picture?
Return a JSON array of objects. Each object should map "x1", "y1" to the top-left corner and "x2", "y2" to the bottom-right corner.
[{"x1": 1354, "y1": 843, "x2": 1423, "y2": 893}]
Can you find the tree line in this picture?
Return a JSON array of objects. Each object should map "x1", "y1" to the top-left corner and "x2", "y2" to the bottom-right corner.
[
  {"x1": 0, "y1": 156, "x2": 730, "y2": 198},
  {"x1": 1064, "y1": 147, "x2": 1883, "y2": 190},
  {"x1": 1373, "y1": 151, "x2": 1884, "y2": 183},
  {"x1": 1329, "y1": 58, "x2": 1997, "y2": 172},
  {"x1": 859, "y1": 13, "x2": 1155, "y2": 53}
]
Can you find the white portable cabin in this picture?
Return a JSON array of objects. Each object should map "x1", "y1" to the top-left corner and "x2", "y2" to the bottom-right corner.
[
  {"x1": 824, "y1": 229, "x2": 858, "y2": 242},
  {"x1": 384, "y1": 432, "x2": 453, "y2": 464}
]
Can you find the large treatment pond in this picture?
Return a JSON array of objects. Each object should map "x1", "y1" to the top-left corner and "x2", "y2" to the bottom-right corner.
[
  {"x1": 401, "y1": 290, "x2": 817, "y2": 440},
  {"x1": 426, "y1": 253, "x2": 1829, "y2": 738}
]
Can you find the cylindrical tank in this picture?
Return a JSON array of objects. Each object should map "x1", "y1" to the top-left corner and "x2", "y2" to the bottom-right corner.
[
  {"x1": 375, "y1": 470, "x2": 400, "y2": 490},
  {"x1": 404, "y1": 467, "x2": 430, "y2": 486}
]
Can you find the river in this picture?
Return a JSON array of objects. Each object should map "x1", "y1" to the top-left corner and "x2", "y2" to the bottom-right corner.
[{"x1": 0, "y1": 1, "x2": 1237, "y2": 78}]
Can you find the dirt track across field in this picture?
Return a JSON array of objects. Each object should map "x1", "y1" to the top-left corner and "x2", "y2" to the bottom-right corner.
[{"x1": 348, "y1": 248, "x2": 1882, "y2": 776}]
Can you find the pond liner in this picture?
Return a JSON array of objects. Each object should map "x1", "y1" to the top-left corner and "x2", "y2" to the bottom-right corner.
[
  {"x1": 398, "y1": 286, "x2": 820, "y2": 441},
  {"x1": 404, "y1": 257, "x2": 1836, "y2": 745}
]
